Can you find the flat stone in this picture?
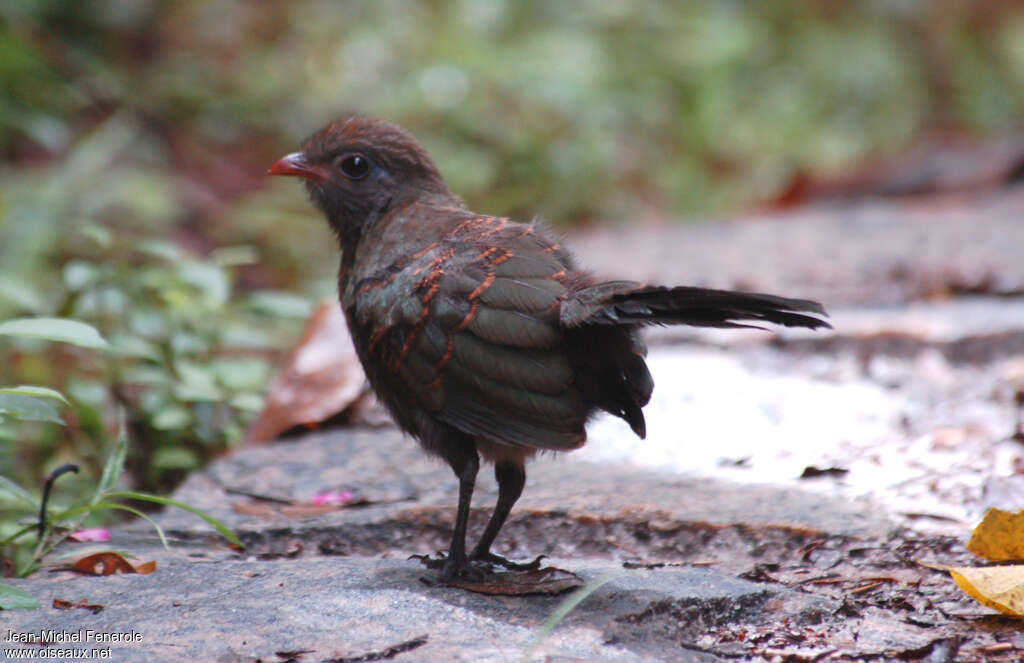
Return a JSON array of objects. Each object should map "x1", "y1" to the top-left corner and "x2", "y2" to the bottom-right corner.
[{"x1": 1, "y1": 556, "x2": 818, "y2": 662}]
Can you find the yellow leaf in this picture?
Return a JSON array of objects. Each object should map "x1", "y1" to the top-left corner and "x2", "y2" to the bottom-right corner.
[
  {"x1": 939, "y1": 565, "x2": 1024, "y2": 617},
  {"x1": 968, "y1": 508, "x2": 1024, "y2": 562}
]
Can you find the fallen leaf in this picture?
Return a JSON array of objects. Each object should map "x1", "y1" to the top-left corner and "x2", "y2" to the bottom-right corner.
[
  {"x1": 968, "y1": 508, "x2": 1024, "y2": 562},
  {"x1": 244, "y1": 302, "x2": 367, "y2": 444},
  {"x1": 71, "y1": 552, "x2": 156, "y2": 576},
  {"x1": 53, "y1": 598, "x2": 104, "y2": 614},
  {"x1": 322, "y1": 635, "x2": 427, "y2": 663},
  {"x1": 280, "y1": 503, "x2": 341, "y2": 517},
  {"x1": 800, "y1": 466, "x2": 849, "y2": 479},
  {"x1": 275, "y1": 650, "x2": 314, "y2": 659},
  {"x1": 934, "y1": 564, "x2": 1024, "y2": 617},
  {"x1": 232, "y1": 500, "x2": 277, "y2": 517},
  {"x1": 444, "y1": 567, "x2": 584, "y2": 596}
]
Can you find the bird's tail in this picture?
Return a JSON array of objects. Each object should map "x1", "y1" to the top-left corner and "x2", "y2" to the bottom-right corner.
[{"x1": 561, "y1": 281, "x2": 831, "y2": 331}]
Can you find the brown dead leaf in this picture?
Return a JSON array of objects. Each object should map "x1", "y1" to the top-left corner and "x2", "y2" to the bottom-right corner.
[
  {"x1": 71, "y1": 552, "x2": 156, "y2": 576},
  {"x1": 446, "y1": 567, "x2": 584, "y2": 596},
  {"x1": 232, "y1": 500, "x2": 278, "y2": 517},
  {"x1": 53, "y1": 598, "x2": 104, "y2": 613},
  {"x1": 244, "y1": 301, "x2": 366, "y2": 445},
  {"x1": 799, "y1": 466, "x2": 849, "y2": 479},
  {"x1": 968, "y1": 508, "x2": 1024, "y2": 562},
  {"x1": 280, "y1": 503, "x2": 342, "y2": 517},
  {"x1": 232, "y1": 499, "x2": 352, "y2": 519},
  {"x1": 932, "y1": 564, "x2": 1024, "y2": 617}
]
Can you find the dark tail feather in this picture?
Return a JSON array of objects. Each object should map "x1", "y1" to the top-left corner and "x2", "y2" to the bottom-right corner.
[{"x1": 561, "y1": 282, "x2": 831, "y2": 331}]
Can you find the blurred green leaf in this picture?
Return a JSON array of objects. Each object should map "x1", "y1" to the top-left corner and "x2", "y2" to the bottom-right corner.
[
  {"x1": 74, "y1": 286, "x2": 128, "y2": 316},
  {"x1": 108, "y1": 333, "x2": 160, "y2": 360},
  {"x1": 169, "y1": 331, "x2": 207, "y2": 356},
  {"x1": 229, "y1": 392, "x2": 264, "y2": 413},
  {"x1": 62, "y1": 260, "x2": 98, "y2": 290},
  {"x1": 0, "y1": 385, "x2": 68, "y2": 403},
  {"x1": 77, "y1": 223, "x2": 113, "y2": 249},
  {"x1": 135, "y1": 239, "x2": 185, "y2": 263},
  {"x1": 221, "y1": 324, "x2": 275, "y2": 349},
  {"x1": 0, "y1": 475, "x2": 37, "y2": 510},
  {"x1": 151, "y1": 446, "x2": 200, "y2": 470},
  {"x1": 0, "y1": 275, "x2": 46, "y2": 313},
  {"x1": 210, "y1": 245, "x2": 260, "y2": 267},
  {"x1": 173, "y1": 360, "x2": 222, "y2": 401},
  {"x1": 94, "y1": 427, "x2": 129, "y2": 501},
  {"x1": 0, "y1": 317, "x2": 108, "y2": 348},
  {"x1": 246, "y1": 291, "x2": 315, "y2": 318},
  {"x1": 120, "y1": 365, "x2": 170, "y2": 386},
  {"x1": 212, "y1": 358, "x2": 269, "y2": 392},
  {"x1": 151, "y1": 406, "x2": 191, "y2": 430},
  {"x1": 0, "y1": 393, "x2": 64, "y2": 424},
  {"x1": 178, "y1": 262, "x2": 230, "y2": 307}
]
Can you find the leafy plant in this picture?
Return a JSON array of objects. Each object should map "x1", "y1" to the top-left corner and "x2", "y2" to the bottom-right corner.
[
  {"x1": 0, "y1": 228, "x2": 310, "y2": 494},
  {"x1": 0, "y1": 419, "x2": 241, "y2": 608},
  {"x1": 0, "y1": 316, "x2": 243, "y2": 608}
]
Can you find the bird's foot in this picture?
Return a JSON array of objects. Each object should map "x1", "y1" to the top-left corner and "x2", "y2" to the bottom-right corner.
[
  {"x1": 410, "y1": 551, "x2": 486, "y2": 583},
  {"x1": 471, "y1": 551, "x2": 546, "y2": 572},
  {"x1": 411, "y1": 550, "x2": 581, "y2": 595}
]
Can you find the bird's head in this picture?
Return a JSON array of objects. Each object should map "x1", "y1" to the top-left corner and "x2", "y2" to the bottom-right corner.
[{"x1": 269, "y1": 116, "x2": 456, "y2": 241}]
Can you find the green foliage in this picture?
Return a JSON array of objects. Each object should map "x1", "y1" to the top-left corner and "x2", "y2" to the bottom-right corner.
[
  {"x1": 0, "y1": 165, "x2": 307, "y2": 492},
  {"x1": 4, "y1": 2, "x2": 1023, "y2": 222},
  {"x1": 0, "y1": 318, "x2": 102, "y2": 430},
  {"x1": 0, "y1": 318, "x2": 108, "y2": 348},
  {"x1": 0, "y1": 426, "x2": 241, "y2": 601}
]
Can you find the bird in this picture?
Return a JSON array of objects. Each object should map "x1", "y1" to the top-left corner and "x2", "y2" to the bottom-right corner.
[{"x1": 269, "y1": 116, "x2": 831, "y2": 583}]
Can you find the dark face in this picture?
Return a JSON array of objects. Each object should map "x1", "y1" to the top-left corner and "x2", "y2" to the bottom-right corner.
[{"x1": 269, "y1": 116, "x2": 454, "y2": 243}]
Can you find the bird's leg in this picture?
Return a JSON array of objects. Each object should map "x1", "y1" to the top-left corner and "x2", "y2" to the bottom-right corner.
[
  {"x1": 437, "y1": 440, "x2": 480, "y2": 582},
  {"x1": 469, "y1": 462, "x2": 543, "y2": 571}
]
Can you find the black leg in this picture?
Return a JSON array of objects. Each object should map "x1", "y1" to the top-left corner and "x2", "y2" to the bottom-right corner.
[
  {"x1": 470, "y1": 461, "x2": 540, "y2": 569},
  {"x1": 438, "y1": 438, "x2": 479, "y2": 582}
]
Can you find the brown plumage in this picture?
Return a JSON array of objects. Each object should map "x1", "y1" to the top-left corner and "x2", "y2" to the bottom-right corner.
[{"x1": 269, "y1": 116, "x2": 830, "y2": 581}]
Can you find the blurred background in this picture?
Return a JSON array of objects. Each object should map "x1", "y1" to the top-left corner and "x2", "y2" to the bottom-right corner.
[{"x1": 2, "y1": 0, "x2": 1024, "y2": 498}]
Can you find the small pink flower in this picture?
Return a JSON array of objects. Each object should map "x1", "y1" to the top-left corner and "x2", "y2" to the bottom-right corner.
[
  {"x1": 311, "y1": 489, "x2": 354, "y2": 506},
  {"x1": 69, "y1": 528, "x2": 112, "y2": 542}
]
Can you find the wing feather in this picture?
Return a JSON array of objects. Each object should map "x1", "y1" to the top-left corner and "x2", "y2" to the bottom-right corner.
[{"x1": 349, "y1": 217, "x2": 586, "y2": 450}]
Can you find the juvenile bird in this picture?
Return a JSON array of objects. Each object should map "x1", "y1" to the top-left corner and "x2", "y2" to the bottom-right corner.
[{"x1": 269, "y1": 117, "x2": 830, "y2": 582}]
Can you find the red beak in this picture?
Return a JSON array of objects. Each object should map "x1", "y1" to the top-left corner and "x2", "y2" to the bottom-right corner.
[{"x1": 268, "y1": 152, "x2": 328, "y2": 183}]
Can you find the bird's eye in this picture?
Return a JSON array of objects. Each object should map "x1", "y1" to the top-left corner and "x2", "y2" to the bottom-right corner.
[{"x1": 338, "y1": 154, "x2": 370, "y2": 180}]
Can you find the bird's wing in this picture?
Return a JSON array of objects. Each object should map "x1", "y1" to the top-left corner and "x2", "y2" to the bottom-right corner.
[{"x1": 349, "y1": 218, "x2": 587, "y2": 450}]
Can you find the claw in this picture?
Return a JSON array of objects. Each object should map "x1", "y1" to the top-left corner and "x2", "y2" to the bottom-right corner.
[
  {"x1": 409, "y1": 552, "x2": 447, "y2": 570},
  {"x1": 473, "y1": 552, "x2": 546, "y2": 571},
  {"x1": 412, "y1": 551, "x2": 486, "y2": 583}
]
